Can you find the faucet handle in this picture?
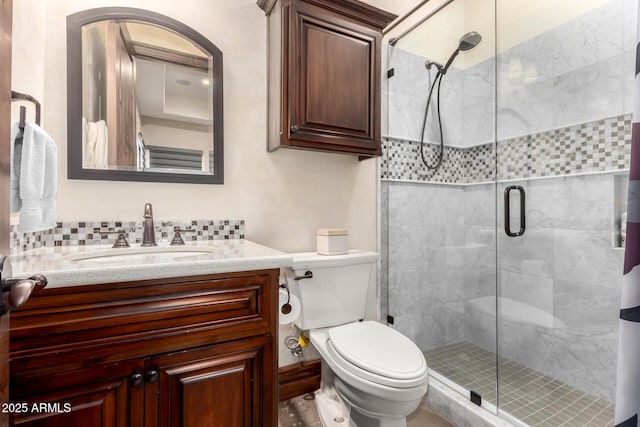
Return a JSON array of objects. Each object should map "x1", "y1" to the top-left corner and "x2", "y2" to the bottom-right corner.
[
  {"x1": 170, "y1": 227, "x2": 195, "y2": 246},
  {"x1": 104, "y1": 229, "x2": 132, "y2": 248}
]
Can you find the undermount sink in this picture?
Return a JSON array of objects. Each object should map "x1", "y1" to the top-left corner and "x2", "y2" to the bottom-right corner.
[{"x1": 67, "y1": 246, "x2": 219, "y2": 264}]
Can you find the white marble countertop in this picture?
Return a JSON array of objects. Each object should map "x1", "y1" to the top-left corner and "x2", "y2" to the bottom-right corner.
[{"x1": 10, "y1": 240, "x2": 292, "y2": 288}]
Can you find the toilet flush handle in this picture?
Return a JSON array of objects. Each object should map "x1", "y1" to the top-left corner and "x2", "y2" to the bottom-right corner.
[{"x1": 294, "y1": 271, "x2": 313, "y2": 281}]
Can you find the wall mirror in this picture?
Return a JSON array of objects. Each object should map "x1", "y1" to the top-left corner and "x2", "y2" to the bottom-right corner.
[{"x1": 67, "y1": 7, "x2": 223, "y2": 184}]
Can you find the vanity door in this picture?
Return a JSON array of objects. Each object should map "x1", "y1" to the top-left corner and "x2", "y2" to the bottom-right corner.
[
  {"x1": 9, "y1": 360, "x2": 145, "y2": 427},
  {"x1": 146, "y1": 336, "x2": 273, "y2": 427}
]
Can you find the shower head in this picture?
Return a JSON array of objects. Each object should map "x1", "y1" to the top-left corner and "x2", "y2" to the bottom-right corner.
[
  {"x1": 439, "y1": 31, "x2": 482, "y2": 75},
  {"x1": 458, "y1": 31, "x2": 482, "y2": 51}
]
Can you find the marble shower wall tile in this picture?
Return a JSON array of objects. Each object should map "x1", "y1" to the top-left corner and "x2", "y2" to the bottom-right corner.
[
  {"x1": 387, "y1": 46, "x2": 432, "y2": 96},
  {"x1": 553, "y1": 54, "x2": 625, "y2": 128},
  {"x1": 462, "y1": 57, "x2": 496, "y2": 147},
  {"x1": 387, "y1": 46, "x2": 435, "y2": 142},
  {"x1": 385, "y1": 173, "x2": 625, "y2": 400},
  {"x1": 387, "y1": 46, "x2": 493, "y2": 148},
  {"x1": 496, "y1": 78, "x2": 555, "y2": 141},
  {"x1": 493, "y1": 174, "x2": 624, "y2": 400},
  {"x1": 622, "y1": 0, "x2": 639, "y2": 53},
  {"x1": 387, "y1": 91, "x2": 426, "y2": 142},
  {"x1": 495, "y1": 0, "x2": 631, "y2": 140},
  {"x1": 550, "y1": 174, "x2": 614, "y2": 231},
  {"x1": 552, "y1": 0, "x2": 623, "y2": 77},
  {"x1": 553, "y1": 279, "x2": 620, "y2": 336},
  {"x1": 544, "y1": 329, "x2": 619, "y2": 402},
  {"x1": 387, "y1": 0, "x2": 635, "y2": 152},
  {"x1": 385, "y1": 181, "x2": 467, "y2": 351},
  {"x1": 499, "y1": 270, "x2": 554, "y2": 314},
  {"x1": 623, "y1": 50, "x2": 636, "y2": 113},
  {"x1": 552, "y1": 229, "x2": 623, "y2": 289},
  {"x1": 438, "y1": 68, "x2": 465, "y2": 147}
]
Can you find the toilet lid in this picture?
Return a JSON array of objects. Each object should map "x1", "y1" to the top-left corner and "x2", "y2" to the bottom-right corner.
[{"x1": 327, "y1": 321, "x2": 427, "y2": 388}]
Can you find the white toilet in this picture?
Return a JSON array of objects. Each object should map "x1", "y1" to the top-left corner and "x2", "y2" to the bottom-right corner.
[{"x1": 285, "y1": 250, "x2": 428, "y2": 427}]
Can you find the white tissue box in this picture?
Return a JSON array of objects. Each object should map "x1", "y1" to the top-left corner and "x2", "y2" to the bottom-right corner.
[{"x1": 317, "y1": 229, "x2": 348, "y2": 255}]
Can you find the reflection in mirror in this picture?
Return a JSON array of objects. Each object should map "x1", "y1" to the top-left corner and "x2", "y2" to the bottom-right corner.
[{"x1": 68, "y1": 8, "x2": 223, "y2": 184}]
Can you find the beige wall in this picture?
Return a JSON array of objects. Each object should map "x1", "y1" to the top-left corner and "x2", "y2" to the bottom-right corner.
[{"x1": 11, "y1": 0, "x2": 383, "y2": 253}]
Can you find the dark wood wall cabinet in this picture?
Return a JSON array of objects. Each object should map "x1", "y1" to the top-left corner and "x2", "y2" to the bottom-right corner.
[
  {"x1": 9, "y1": 269, "x2": 279, "y2": 427},
  {"x1": 258, "y1": 0, "x2": 396, "y2": 158}
]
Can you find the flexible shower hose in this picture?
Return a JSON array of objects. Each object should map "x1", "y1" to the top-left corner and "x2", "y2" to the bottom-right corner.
[{"x1": 419, "y1": 70, "x2": 444, "y2": 170}]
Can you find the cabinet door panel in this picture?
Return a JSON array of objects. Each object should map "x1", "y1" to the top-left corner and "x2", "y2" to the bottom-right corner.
[
  {"x1": 11, "y1": 360, "x2": 144, "y2": 427},
  {"x1": 11, "y1": 378, "x2": 137, "y2": 427},
  {"x1": 149, "y1": 336, "x2": 274, "y2": 427},
  {"x1": 287, "y1": 1, "x2": 381, "y2": 155},
  {"x1": 303, "y1": 23, "x2": 370, "y2": 133},
  {"x1": 180, "y1": 357, "x2": 252, "y2": 427}
]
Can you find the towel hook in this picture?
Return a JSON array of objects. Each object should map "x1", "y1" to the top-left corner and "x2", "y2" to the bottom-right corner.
[{"x1": 11, "y1": 90, "x2": 41, "y2": 128}]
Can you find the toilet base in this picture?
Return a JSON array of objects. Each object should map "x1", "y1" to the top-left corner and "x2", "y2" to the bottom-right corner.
[
  {"x1": 314, "y1": 360, "x2": 409, "y2": 427},
  {"x1": 315, "y1": 360, "x2": 351, "y2": 427},
  {"x1": 315, "y1": 389, "x2": 407, "y2": 427},
  {"x1": 315, "y1": 388, "x2": 350, "y2": 427}
]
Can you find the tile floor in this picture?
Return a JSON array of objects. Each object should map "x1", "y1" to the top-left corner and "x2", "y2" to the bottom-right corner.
[
  {"x1": 424, "y1": 341, "x2": 615, "y2": 427},
  {"x1": 278, "y1": 393, "x2": 455, "y2": 427}
]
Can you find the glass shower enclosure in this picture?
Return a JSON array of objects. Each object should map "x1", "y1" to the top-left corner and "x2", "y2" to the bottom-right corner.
[{"x1": 382, "y1": 0, "x2": 632, "y2": 425}]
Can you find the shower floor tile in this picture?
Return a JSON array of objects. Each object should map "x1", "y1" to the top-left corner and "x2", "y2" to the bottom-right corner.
[{"x1": 424, "y1": 341, "x2": 614, "y2": 427}]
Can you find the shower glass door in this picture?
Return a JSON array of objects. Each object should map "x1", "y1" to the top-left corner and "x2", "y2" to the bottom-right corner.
[
  {"x1": 385, "y1": 0, "x2": 632, "y2": 424},
  {"x1": 382, "y1": 0, "x2": 499, "y2": 415},
  {"x1": 494, "y1": 0, "x2": 628, "y2": 424}
]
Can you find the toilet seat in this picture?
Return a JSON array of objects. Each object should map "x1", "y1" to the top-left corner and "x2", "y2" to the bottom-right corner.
[{"x1": 326, "y1": 321, "x2": 428, "y2": 389}]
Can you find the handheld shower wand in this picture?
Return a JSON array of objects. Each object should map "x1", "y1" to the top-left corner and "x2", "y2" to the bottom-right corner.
[
  {"x1": 419, "y1": 31, "x2": 482, "y2": 170},
  {"x1": 425, "y1": 31, "x2": 482, "y2": 75}
]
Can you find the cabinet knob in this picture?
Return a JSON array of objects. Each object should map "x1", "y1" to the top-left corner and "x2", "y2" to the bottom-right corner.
[
  {"x1": 290, "y1": 125, "x2": 299, "y2": 134},
  {"x1": 130, "y1": 373, "x2": 144, "y2": 387},
  {"x1": 145, "y1": 370, "x2": 159, "y2": 383}
]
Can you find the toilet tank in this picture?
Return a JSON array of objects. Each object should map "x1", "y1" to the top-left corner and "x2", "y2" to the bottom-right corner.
[{"x1": 285, "y1": 250, "x2": 378, "y2": 330}]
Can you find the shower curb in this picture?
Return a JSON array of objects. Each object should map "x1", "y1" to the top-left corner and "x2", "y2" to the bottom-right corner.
[{"x1": 425, "y1": 376, "x2": 518, "y2": 427}]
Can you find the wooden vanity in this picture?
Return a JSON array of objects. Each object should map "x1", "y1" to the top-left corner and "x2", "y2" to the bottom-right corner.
[{"x1": 8, "y1": 241, "x2": 289, "y2": 426}]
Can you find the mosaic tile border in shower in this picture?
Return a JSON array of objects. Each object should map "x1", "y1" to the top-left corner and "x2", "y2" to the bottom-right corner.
[
  {"x1": 10, "y1": 219, "x2": 245, "y2": 255},
  {"x1": 497, "y1": 115, "x2": 631, "y2": 181},
  {"x1": 381, "y1": 139, "x2": 490, "y2": 183},
  {"x1": 382, "y1": 114, "x2": 631, "y2": 184}
]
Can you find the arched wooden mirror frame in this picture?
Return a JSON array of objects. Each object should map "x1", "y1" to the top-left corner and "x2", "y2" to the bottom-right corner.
[{"x1": 67, "y1": 7, "x2": 224, "y2": 184}]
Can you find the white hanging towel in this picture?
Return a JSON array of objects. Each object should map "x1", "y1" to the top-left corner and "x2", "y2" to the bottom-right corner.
[
  {"x1": 82, "y1": 117, "x2": 108, "y2": 168},
  {"x1": 10, "y1": 121, "x2": 58, "y2": 232}
]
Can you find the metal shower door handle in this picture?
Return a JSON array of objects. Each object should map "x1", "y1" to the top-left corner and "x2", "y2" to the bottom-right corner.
[{"x1": 504, "y1": 185, "x2": 525, "y2": 237}]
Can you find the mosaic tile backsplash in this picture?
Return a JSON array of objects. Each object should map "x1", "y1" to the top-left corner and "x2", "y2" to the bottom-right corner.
[
  {"x1": 382, "y1": 114, "x2": 631, "y2": 183},
  {"x1": 10, "y1": 219, "x2": 245, "y2": 255}
]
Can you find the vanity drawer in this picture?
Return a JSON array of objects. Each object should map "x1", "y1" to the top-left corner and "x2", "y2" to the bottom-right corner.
[{"x1": 10, "y1": 269, "x2": 278, "y2": 372}]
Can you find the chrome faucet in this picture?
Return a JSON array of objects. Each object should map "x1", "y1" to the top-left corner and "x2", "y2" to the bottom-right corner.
[{"x1": 141, "y1": 203, "x2": 157, "y2": 246}]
